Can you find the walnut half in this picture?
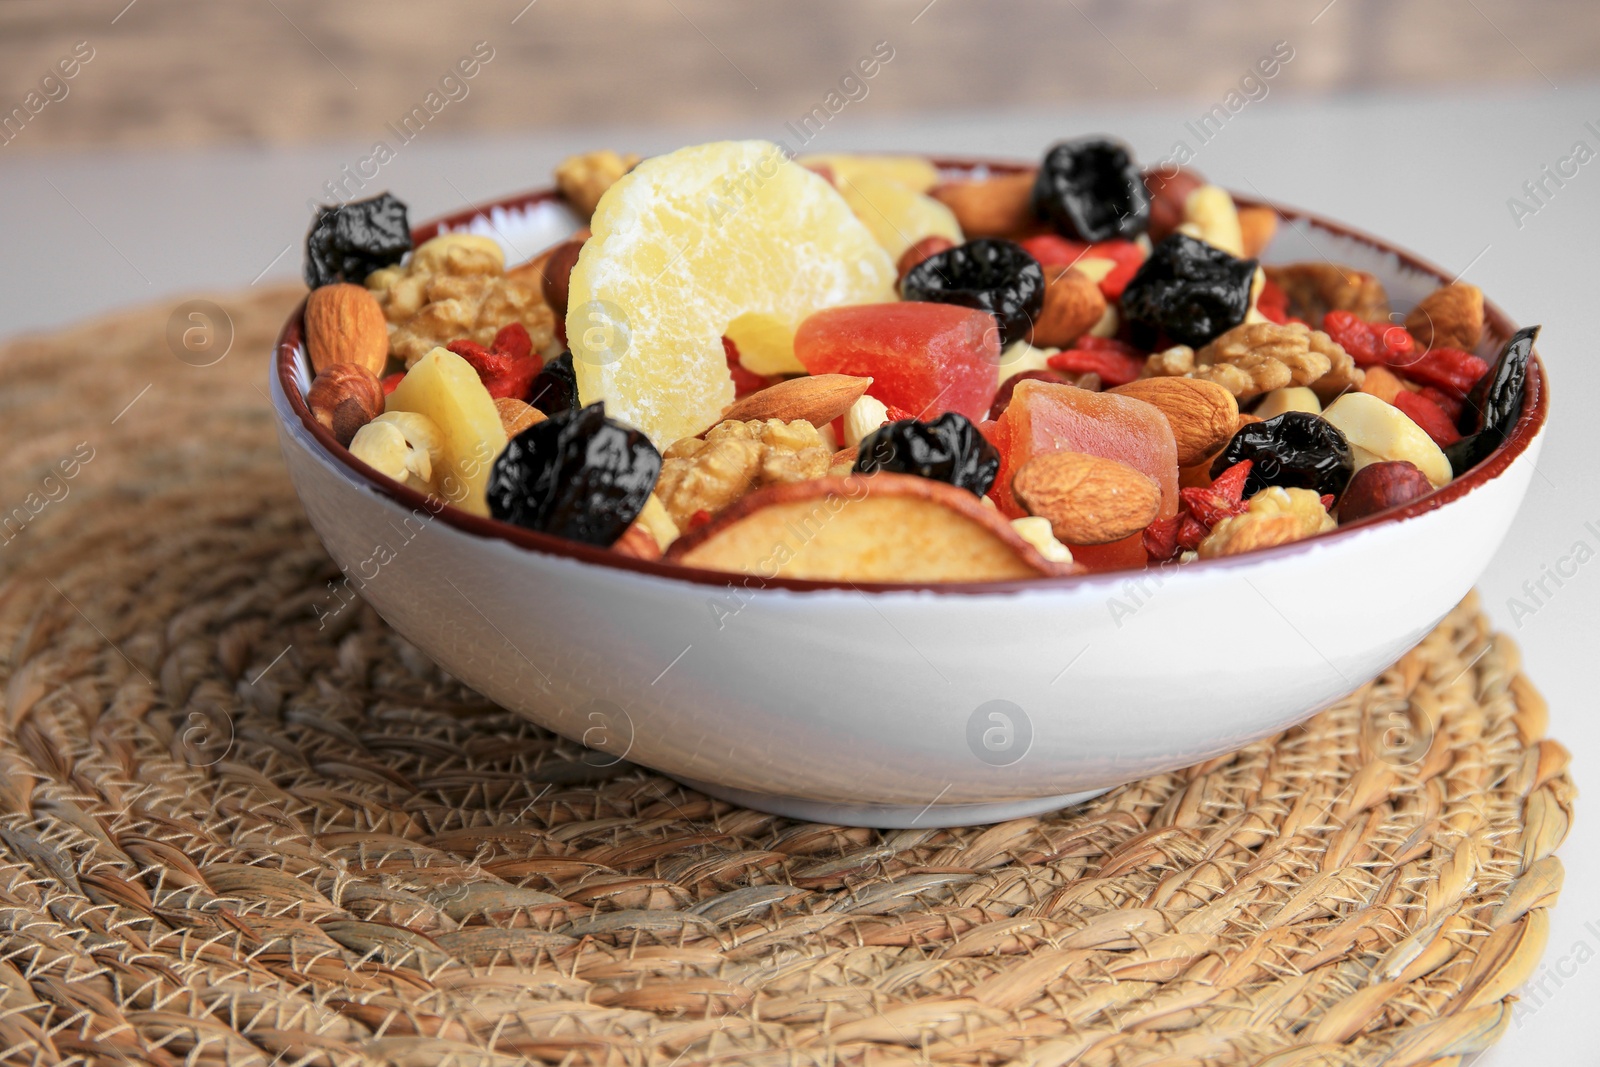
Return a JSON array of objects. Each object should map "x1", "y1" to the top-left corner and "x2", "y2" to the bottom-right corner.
[
  {"x1": 655, "y1": 419, "x2": 832, "y2": 529},
  {"x1": 1145, "y1": 321, "x2": 1361, "y2": 401}
]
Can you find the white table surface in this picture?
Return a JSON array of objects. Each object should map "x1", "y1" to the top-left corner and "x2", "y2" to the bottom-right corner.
[{"x1": 2, "y1": 86, "x2": 1596, "y2": 1063}]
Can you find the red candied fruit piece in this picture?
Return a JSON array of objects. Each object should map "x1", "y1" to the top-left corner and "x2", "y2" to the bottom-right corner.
[
  {"x1": 1048, "y1": 346, "x2": 1144, "y2": 388},
  {"x1": 448, "y1": 323, "x2": 543, "y2": 400},
  {"x1": 1391, "y1": 389, "x2": 1462, "y2": 447},
  {"x1": 794, "y1": 302, "x2": 1000, "y2": 422},
  {"x1": 1391, "y1": 346, "x2": 1489, "y2": 398},
  {"x1": 1256, "y1": 278, "x2": 1290, "y2": 324},
  {"x1": 992, "y1": 380, "x2": 1179, "y2": 574}
]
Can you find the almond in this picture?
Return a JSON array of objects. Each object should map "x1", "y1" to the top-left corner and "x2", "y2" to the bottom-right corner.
[
  {"x1": 1011, "y1": 451, "x2": 1161, "y2": 546},
  {"x1": 505, "y1": 227, "x2": 589, "y2": 290},
  {"x1": 1237, "y1": 204, "x2": 1278, "y2": 259},
  {"x1": 1110, "y1": 377, "x2": 1239, "y2": 466},
  {"x1": 540, "y1": 238, "x2": 586, "y2": 316},
  {"x1": 305, "y1": 283, "x2": 389, "y2": 376},
  {"x1": 930, "y1": 171, "x2": 1038, "y2": 238},
  {"x1": 666, "y1": 473, "x2": 1076, "y2": 581},
  {"x1": 713, "y1": 374, "x2": 872, "y2": 430},
  {"x1": 1029, "y1": 266, "x2": 1106, "y2": 348},
  {"x1": 1405, "y1": 282, "x2": 1484, "y2": 353},
  {"x1": 495, "y1": 397, "x2": 546, "y2": 438}
]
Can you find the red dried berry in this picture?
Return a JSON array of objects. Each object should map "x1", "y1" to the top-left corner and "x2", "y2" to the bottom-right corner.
[
  {"x1": 1143, "y1": 514, "x2": 1181, "y2": 562},
  {"x1": 884, "y1": 405, "x2": 916, "y2": 422},
  {"x1": 381, "y1": 371, "x2": 405, "y2": 396},
  {"x1": 1319, "y1": 493, "x2": 1335, "y2": 510},
  {"x1": 1047, "y1": 346, "x2": 1143, "y2": 387},
  {"x1": 1018, "y1": 235, "x2": 1143, "y2": 299},
  {"x1": 1180, "y1": 486, "x2": 1248, "y2": 528},
  {"x1": 1322, "y1": 310, "x2": 1381, "y2": 366},
  {"x1": 1418, "y1": 385, "x2": 1463, "y2": 422},
  {"x1": 1256, "y1": 278, "x2": 1290, "y2": 324},
  {"x1": 1392, "y1": 389, "x2": 1462, "y2": 447},
  {"x1": 1207, "y1": 459, "x2": 1254, "y2": 504},
  {"x1": 1391, "y1": 346, "x2": 1489, "y2": 398},
  {"x1": 448, "y1": 323, "x2": 543, "y2": 400},
  {"x1": 1176, "y1": 513, "x2": 1209, "y2": 552},
  {"x1": 1375, "y1": 322, "x2": 1415, "y2": 361},
  {"x1": 688, "y1": 509, "x2": 713, "y2": 529}
]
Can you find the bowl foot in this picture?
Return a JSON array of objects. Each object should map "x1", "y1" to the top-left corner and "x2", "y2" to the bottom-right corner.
[{"x1": 670, "y1": 776, "x2": 1110, "y2": 829}]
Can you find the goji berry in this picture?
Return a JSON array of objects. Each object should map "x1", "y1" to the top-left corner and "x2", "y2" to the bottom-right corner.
[
  {"x1": 1047, "y1": 346, "x2": 1143, "y2": 387},
  {"x1": 381, "y1": 371, "x2": 405, "y2": 396},
  {"x1": 1176, "y1": 513, "x2": 1209, "y2": 552},
  {"x1": 1077, "y1": 335, "x2": 1143, "y2": 357},
  {"x1": 1019, "y1": 236, "x2": 1142, "y2": 299},
  {"x1": 1375, "y1": 322, "x2": 1415, "y2": 361},
  {"x1": 1143, "y1": 514, "x2": 1180, "y2": 562},
  {"x1": 1019, "y1": 235, "x2": 1086, "y2": 266},
  {"x1": 688, "y1": 509, "x2": 713, "y2": 529},
  {"x1": 1322, "y1": 310, "x2": 1380, "y2": 366},
  {"x1": 1319, "y1": 493, "x2": 1335, "y2": 511},
  {"x1": 1418, "y1": 385, "x2": 1463, "y2": 422},
  {"x1": 1208, "y1": 459, "x2": 1254, "y2": 504},
  {"x1": 1391, "y1": 346, "x2": 1488, "y2": 398},
  {"x1": 447, "y1": 322, "x2": 543, "y2": 400},
  {"x1": 884, "y1": 405, "x2": 916, "y2": 422},
  {"x1": 1256, "y1": 278, "x2": 1289, "y2": 324},
  {"x1": 1392, "y1": 389, "x2": 1462, "y2": 447},
  {"x1": 1180, "y1": 486, "x2": 1248, "y2": 528}
]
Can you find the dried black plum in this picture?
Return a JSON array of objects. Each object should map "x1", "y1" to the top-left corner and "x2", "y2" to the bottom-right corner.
[
  {"x1": 1458, "y1": 324, "x2": 1537, "y2": 436},
  {"x1": 900, "y1": 239, "x2": 1044, "y2": 347},
  {"x1": 1031, "y1": 137, "x2": 1151, "y2": 242},
  {"x1": 854, "y1": 412, "x2": 1000, "y2": 497},
  {"x1": 528, "y1": 351, "x2": 580, "y2": 415},
  {"x1": 1121, "y1": 233, "x2": 1257, "y2": 348},
  {"x1": 304, "y1": 192, "x2": 411, "y2": 288},
  {"x1": 487, "y1": 402, "x2": 660, "y2": 546},
  {"x1": 1444, "y1": 325, "x2": 1538, "y2": 477},
  {"x1": 1210, "y1": 411, "x2": 1353, "y2": 499}
]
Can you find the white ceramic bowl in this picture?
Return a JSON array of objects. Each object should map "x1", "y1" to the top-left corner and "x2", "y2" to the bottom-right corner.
[{"x1": 271, "y1": 162, "x2": 1548, "y2": 828}]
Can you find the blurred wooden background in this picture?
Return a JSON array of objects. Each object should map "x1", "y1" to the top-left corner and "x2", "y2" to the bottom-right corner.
[{"x1": 0, "y1": 0, "x2": 1593, "y2": 152}]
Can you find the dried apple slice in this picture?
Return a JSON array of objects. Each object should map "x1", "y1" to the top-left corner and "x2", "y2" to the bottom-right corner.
[{"x1": 666, "y1": 473, "x2": 1078, "y2": 582}]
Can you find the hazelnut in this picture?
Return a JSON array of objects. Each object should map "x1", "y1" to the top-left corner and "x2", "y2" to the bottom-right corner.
[
  {"x1": 541, "y1": 238, "x2": 585, "y2": 316},
  {"x1": 307, "y1": 362, "x2": 385, "y2": 446},
  {"x1": 1338, "y1": 461, "x2": 1434, "y2": 524},
  {"x1": 1143, "y1": 165, "x2": 1204, "y2": 242},
  {"x1": 896, "y1": 235, "x2": 955, "y2": 284}
]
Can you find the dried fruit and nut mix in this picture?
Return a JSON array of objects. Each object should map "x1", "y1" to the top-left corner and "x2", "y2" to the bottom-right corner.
[{"x1": 296, "y1": 137, "x2": 1537, "y2": 582}]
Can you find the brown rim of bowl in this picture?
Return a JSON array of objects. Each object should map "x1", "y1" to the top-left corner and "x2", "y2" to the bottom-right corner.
[{"x1": 275, "y1": 156, "x2": 1548, "y2": 596}]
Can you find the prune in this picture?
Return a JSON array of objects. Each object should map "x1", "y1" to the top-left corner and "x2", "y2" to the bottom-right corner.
[
  {"x1": 487, "y1": 402, "x2": 660, "y2": 546},
  {"x1": 1443, "y1": 325, "x2": 1538, "y2": 477},
  {"x1": 1459, "y1": 325, "x2": 1537, "y2": 436},
  {"x1": 304, "y1": 192, "x2": 411, "y2": 288},
  {"x1": 528, "y1": 351, "x2": 580, "y2": 415},
  {"x1": 1121, "y1": 233, "x2": 1258, "y2": 348},
  {"x1": 1210, "y1": 411, "x2": 1353, "y2": 499},
  {"x1": 854, "y1": 412, "x2": 1000, "y2": 496},
  {"x1": 1031, "y1": 137, "x2": 1151, "y2": 242},
  {"x1": 900, "y1": 239, "x2": 1044, "y2": 347}
]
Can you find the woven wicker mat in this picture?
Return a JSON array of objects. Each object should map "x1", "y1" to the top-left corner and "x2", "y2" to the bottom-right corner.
[{"x1": 0, "y1": 288, "x2": 1576, "y2": 1067}]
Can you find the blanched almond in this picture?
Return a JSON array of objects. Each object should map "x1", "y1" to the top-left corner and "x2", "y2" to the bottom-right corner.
[
  {"x1": 1110, "y1": 377, "x2": 1239, "y2": 466},
  {"x1": 713, "y1": 374, "x2": 872, "y2": 430},
  {"x1": 1012, "y1": 451, "x2": 1161, "y2": 546}
]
